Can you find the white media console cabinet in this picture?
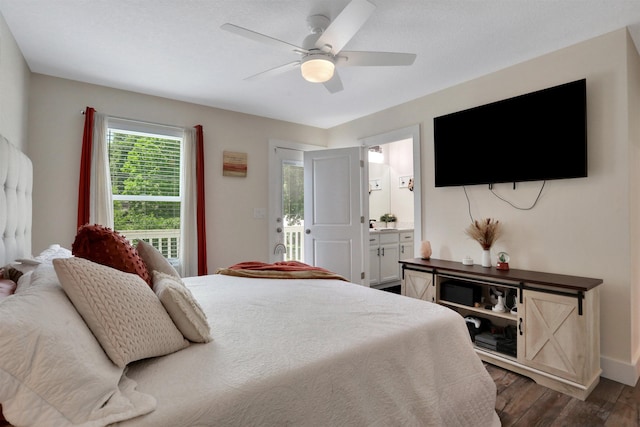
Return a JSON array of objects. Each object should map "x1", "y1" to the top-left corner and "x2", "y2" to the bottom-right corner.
[{"x1": 399, "y1": 258, "x2": 602, "y2": 400}]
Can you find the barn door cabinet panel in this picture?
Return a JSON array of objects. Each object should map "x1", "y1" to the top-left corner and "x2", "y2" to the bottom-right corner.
[
  {"x1": 520, "y1": 288, "x2": 600, "y2": 386},
  {"x1": 399, "y1": 258, "x2": 602, "y2": 401},
  {"x1": 402, "y1": 268, "x2": 435, "y2": 302}
]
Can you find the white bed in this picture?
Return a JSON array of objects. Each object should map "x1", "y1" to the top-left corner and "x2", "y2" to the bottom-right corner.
[
  {"x1": 119, "y1": 274, "x2": 499, "y2": 426},
  {"x1": 0, "y1": 136, "x2": 500, "y2": 426}
]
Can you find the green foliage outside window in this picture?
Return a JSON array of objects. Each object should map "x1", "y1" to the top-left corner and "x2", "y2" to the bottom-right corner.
[
  {"x1": 109, "y1": 131, "x2": 181, "y2": 231},
  {"x1": 282, "y1": 163, "x2": 304, "y2": 226}
]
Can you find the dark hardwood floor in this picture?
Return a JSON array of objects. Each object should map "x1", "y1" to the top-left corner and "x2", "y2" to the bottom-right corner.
[{"x1": 485, "y1": 363, "x2": 640, "y2": 426}]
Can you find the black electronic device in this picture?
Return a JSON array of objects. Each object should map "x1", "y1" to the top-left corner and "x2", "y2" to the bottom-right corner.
[
  {"x1": 475, "y1": 330, "x2": 517, "y2": 358},
  {"x1": 497, "y1": 339, "x2": 517, "y2": 358},
  {"x1": 433, "y1": 79, "x2": 587, "y2": 187},
  {"x1": 440, "y1": 280, "x2": 481, "y2": 307},
  {"x1": 464, "y1": 316, "x2": 491, "y2": 341},
  {"x1": 474, "y1": 332, "x2": 501, "y2": 351}
]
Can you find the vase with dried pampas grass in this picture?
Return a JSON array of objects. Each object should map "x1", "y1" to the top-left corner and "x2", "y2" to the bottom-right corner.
[{"x1": 465, "y1": 218, "x2": 502, "y2": 267}]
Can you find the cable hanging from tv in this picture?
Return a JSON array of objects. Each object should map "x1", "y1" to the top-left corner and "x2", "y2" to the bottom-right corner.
[
  {"x1": 464, "y1": 181, "x2": 546, "y2": 222},
  {"x1": 489, "y1": 181, "x2": 546, "y2": 210}
]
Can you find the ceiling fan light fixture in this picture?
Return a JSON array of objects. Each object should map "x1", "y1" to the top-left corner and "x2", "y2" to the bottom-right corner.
[{"x1": 301, "y1": 55, "x2": 335, "y2": 83}]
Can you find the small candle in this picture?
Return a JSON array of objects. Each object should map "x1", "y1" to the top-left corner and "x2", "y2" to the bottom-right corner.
[{"x1": 420, "y1": 241, "x2": 432, "y2": 259}]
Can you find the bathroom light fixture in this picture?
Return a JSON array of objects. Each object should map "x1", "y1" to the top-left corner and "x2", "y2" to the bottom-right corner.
[
  {"x1": 301, "y1": 54, "x2": 335, "y2": 83},
  {"x1": 368, "y1": 145, "x2": 384, "y2": 163}
]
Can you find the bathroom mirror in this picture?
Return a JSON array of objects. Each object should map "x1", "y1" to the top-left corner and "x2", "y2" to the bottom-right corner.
[
  {"x1": 368, "y1": 139, "x2": 414, "y2": 228},
  {"x1": 369, "y1": 162, "x2": 390, "y2": 223}
]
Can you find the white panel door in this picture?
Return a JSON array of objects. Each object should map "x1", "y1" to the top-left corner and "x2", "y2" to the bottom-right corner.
[{"x1": 304, "y1": 147, "x2": 364, "y2": 283}]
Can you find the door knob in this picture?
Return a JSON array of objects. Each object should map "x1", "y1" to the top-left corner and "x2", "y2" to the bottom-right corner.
[
  {"x1": 305, "y1": 229, "x2": 311, "y2": 234},
  {"x1": 276, "y1": 227, "x2": 282, "y2": 233}
]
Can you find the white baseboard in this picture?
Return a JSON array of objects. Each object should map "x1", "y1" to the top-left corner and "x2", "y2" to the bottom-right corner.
[{"x1": 601, "y1": 355, "x2": 640, "y2": 386}]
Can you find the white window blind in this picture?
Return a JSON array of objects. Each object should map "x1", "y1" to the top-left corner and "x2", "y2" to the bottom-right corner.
[{"x1": 107, "y1": 121, "x2": 183, "y2": 260}]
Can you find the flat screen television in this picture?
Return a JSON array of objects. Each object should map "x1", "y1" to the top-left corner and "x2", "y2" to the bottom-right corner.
[{"x1": 433, "y1": 79, "x2": 587, "y2": 187}]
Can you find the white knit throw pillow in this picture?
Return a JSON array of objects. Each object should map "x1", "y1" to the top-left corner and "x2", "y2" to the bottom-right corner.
[
  {"x1": 54, "y1": 257, "x2": 188, "y2": 367},
  {"x1": 153, "y1": 271, "x2": 212, "y2": 343}
]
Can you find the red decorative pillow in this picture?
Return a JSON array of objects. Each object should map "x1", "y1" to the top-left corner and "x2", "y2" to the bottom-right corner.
[
  {"x1": 0, "y1": 404, "x2": 7, "y2": 426},
  {"x1": 0, "y1": 279, "x2": 16, "y2": 299},
  {"x1": 72, "y1": 224, "x2": 151, "y2": 286}
]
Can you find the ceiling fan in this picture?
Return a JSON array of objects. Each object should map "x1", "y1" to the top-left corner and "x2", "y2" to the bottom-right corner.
[{"x1": 221, "y1": 0, "x2": 416, "y2": 93}]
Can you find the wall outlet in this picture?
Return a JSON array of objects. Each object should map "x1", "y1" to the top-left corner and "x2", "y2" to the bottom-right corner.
[{"x1": 399, "y1": 176, "x2": 412, "y2": 188}]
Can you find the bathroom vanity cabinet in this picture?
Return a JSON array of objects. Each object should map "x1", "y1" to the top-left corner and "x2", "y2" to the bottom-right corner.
[{"x1": 368, "y1": 229, "x2": 413, "y2": 291}]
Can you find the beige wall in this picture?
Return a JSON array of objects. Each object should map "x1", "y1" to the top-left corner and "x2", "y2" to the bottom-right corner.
[
  {"x1": 0, "y1": 12, "x2": 30, "y2": 150},
  {"x1": 628, "y1": 31, "x2": 640, "y2": 377},
  {"x1": 328, "y1": 29, "x2": 640, "y2": 385},
  {"x1": 26, "y1": 75, "x2": 328, "y2": 270}
]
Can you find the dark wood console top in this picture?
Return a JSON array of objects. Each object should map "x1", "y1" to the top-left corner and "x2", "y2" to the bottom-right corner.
[{"x1": 399, "y1": 258, "x2": 602, "y2": 292}]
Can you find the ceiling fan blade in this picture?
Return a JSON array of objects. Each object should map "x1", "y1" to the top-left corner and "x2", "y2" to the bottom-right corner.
[
  {"x1": 221, "y1": 23, "x2": 308, "y2": 55},
  {"x1": 323, "y1": 71, "x2": 344, "y2": 93},
  {"x1": 315, "y1": 0, "x2": 375, "y2": 55},
  {"x1": 336, "y1": 51, "x2": 416, "y2": 67},
  {"x1": 244, "y1": 61, "x2": 301, "y2": 81}
]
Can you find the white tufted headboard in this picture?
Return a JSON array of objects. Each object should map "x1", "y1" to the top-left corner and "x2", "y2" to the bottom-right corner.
[{"x1": 0, "y1": 135, "x2": 33, "y2": 266}]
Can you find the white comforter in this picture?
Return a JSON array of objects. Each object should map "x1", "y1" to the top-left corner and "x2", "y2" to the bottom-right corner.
[{"x1": 118, "y1": 275, "x2": 499, "y2": 426}]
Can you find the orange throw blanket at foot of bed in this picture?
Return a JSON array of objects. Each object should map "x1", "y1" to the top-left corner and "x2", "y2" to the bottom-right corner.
[{"x1": 215, "y1": 261, "x2": 348, "y2": 281}]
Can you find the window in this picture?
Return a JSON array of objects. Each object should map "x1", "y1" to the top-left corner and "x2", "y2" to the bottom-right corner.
[
  {"x1": 107, "y1": 120, "x2": 183, "y2": 262},
  {"x1": 282, "y1": 159, "x2": 304, "y2": 261}
]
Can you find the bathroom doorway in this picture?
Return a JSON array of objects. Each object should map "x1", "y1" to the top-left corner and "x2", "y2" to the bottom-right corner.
[
  {"x1": 368, "y1": 138, "x2": 414, "y2": 230},
  {"x1": 361, "y1": 124, "x2": 421, "y2": 289},
  {"x1": 361, "y1": 124, "x2": 421, "y2": 242}
]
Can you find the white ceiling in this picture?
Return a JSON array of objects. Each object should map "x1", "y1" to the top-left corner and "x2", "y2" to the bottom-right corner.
[{"x1": 2, "y1": 0, "x2": 640, "y2": 129}]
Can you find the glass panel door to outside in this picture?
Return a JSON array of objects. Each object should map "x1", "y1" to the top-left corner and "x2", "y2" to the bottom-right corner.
[{"x1": 282, "y1": 160, "x2": 304, "y2": 262}]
